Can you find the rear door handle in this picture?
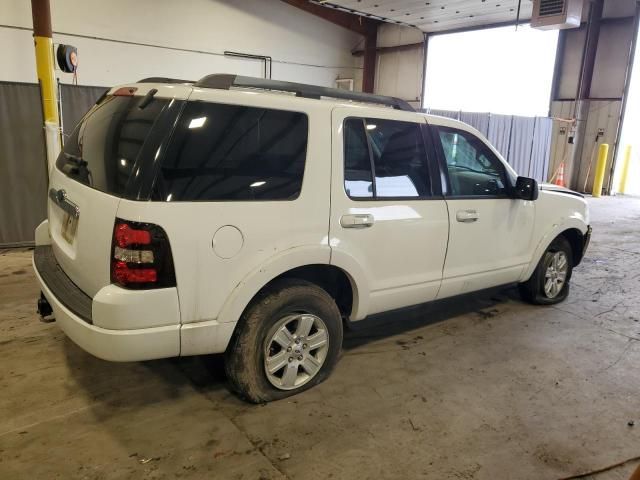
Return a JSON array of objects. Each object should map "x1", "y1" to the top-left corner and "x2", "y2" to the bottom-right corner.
[
  {"x1": 340, "y1": 214, "x2": 374, "y2": 229},
  {"x1": 456, "y1": 209, "x2": 479, "y2": 223}
]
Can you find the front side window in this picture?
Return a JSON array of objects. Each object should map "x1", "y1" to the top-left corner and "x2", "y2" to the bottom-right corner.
[
  {"x1": 344, "y1": 118, "x2": 431, "y2": 199},
  {"x1": 156, "y1": 102, "x2": 308, "y2": 201},
  {"x1": 436, "y1": 127, "x2": 507, "y2": 197}
]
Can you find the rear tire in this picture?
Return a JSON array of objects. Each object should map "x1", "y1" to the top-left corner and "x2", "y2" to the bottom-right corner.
[
  {"x1": 519, "y1": 236, "x2": 573, "y2": 305},
  {"x1": 224, "y1": 279, "x2": 343, "y2": 403}
]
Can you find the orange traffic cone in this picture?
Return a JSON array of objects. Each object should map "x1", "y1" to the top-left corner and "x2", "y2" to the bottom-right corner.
[{"x1": 554, "y1": 162, "x2": 566, "y2": 187}]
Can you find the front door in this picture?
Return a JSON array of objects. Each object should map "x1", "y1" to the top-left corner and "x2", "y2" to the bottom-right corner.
[
  {"x1": 329, "y1": 107, "x2": 449, "y2": 320},
  {"x1": 430, "y1": 122, "x2": 535, "y2": 298}
]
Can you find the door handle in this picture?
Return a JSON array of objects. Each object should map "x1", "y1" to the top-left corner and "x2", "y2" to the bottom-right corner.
[
  {"x1": 340, "y1": 214, "x2": 374, "y2": 229},
  {"x1": 456, "y1": 209, "x2": 479, "y2": 223}
]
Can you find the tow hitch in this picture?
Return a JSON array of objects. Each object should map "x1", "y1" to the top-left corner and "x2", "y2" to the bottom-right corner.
[{"x1": 37, "y1": 292, "x2": 55, "y2": 322}]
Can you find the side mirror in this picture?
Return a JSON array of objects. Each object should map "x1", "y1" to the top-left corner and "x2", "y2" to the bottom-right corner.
[{"x1": 514, "y1": 176, "x2": 539, "y2": 201}]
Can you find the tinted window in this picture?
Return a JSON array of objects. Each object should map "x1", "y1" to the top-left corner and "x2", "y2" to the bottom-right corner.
[
  {"x1": 57, "y1": 95, "x2": 169, "y2": 196},
  {"x1": 156, "y1": 102, "x2": 308, "y2": 201},
  {"x1": 344, "y1": 118, "x2": 373, "y2": 198},
  {"x1": 343, "y1": 117, "x2": 431, "y2": 199},
  {"x1": 437, "y1": 127, "x2": 507, "y2": 197}
]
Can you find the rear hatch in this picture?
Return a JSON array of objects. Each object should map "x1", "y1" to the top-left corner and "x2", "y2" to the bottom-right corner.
[{"x1": 49, "y1": 84, "x2": 189, "y2": 297}]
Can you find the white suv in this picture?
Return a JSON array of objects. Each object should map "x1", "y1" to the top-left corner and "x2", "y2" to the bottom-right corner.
[{"x1": 33, "y1": 74, "x2": 591, "y2": 402}]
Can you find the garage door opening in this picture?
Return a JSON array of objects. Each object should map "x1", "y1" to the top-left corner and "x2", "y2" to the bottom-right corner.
[
  {"x1": 613, "y1": 25, "x2": 640, "y2": 196},
  {"x1": 424, "y1": 25, "x2": 558, "y2": 117}
]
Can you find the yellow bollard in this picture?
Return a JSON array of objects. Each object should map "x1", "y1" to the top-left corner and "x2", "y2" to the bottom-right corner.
[
  {"x1": 592, "y1": 143, "x2": 609, "y2": 198},
  {"x1": 618, "y1": 145, "x2": 632, "y2": 194}
]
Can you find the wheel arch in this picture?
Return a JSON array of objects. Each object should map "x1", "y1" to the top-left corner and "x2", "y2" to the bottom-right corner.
[
  {"x1": 558, "y1": 228, "x2": 585, "y2": 267},
  {"x1": 216, "y1": 246, "x2": 366, "y2": 329},
  {"x1": 521, "y1": 221, "x2": 587, "y2": 282}
]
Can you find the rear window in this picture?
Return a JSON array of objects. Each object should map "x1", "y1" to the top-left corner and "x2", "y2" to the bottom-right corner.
[
  {"x1": 154, "y1": 101, "x2": 308, "y2": 201},
  {"x1": 57, "y1": 95, "x2": 169, "y2": 197}
]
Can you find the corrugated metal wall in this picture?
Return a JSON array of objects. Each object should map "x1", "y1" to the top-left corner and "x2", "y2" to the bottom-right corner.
[
  {"x1": 0, "y1": 82, "x2": 106, "y2": 246},
  {"x1": 426, "y1": 109, "x2": 554, "y2": 182}
]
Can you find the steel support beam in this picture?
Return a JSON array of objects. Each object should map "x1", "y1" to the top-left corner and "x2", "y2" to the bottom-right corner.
[
  {"x1": 280, "y1": 0, "x2": 379, "y2": 93},
  {"x1": 31, "y1": 0, "x2": 60, "y2": 178},
  {"x1": 279, "y1": 0, "x2": 377, "y2": 36},
  {"x1": 569, "y1": 0, "x2": 604, "y2": 191},
  {"x1": 362, "y1": 23, "x2": 377, "y2": 93}
]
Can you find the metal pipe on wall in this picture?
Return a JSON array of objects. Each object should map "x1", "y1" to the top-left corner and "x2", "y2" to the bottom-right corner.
[{"x1": 224, "y1": 51, "x2": 272, "y2": 79}]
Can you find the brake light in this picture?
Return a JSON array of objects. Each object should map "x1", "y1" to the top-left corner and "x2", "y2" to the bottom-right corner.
[
  {"x1": 112, "y1": 87, "x2": 137, "y2": 96},
  {"x1": 110, "y1": 219, "x2": 175, "y2": 289},
  {"x1": 114, "y1": 223, "x2": 151, "y2": 247}
]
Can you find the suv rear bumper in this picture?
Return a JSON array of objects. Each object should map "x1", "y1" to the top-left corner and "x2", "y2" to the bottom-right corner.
[{"x1": 33, "y1": 246, "x2": 180, "y2": 362}]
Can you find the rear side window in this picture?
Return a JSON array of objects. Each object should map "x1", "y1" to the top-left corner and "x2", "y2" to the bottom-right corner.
[
  {"x1": 344, "y1": 118, "x2": 431, "y2": 199},
  {"x1": 155, "y1": 102, "x2": 308, "y2": 201},
  {"x1": 57, "y1": 95, "x2": 169, "y2": 197}
]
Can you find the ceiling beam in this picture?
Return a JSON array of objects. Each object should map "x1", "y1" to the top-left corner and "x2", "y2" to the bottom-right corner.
[
  {"x1": 352, "y1": 42, "x2": 423, "y2": 57},
  {"x1": 280, "y1": 0, "x2": 379, "y2": 35}
]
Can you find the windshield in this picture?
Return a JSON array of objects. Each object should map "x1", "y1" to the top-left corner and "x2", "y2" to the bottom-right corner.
[{"x1": 56, "y1": 95, "x2": 169, "y2": 197}]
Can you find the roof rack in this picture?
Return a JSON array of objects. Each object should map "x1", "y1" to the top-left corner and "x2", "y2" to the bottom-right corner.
[
  {"x1": 193, "y1": 74, "x2": 414, "y2": 112},
  {"x1": 137, "y1": 77, "x2": 193, "y2": 84}
]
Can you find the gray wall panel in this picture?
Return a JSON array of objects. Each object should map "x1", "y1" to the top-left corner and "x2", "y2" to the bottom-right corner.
[
  {"x1": 460, "y1": 112, "x2": 490, "y2": 136},
  {"x1": 427, "y1": 109, "x2": 553, "y2": 182},
  {"x1": 1, "y1": 82, "x2": 107, "y2": 246},
  {"x1": 0, "y1": 82, "x2": 48, "y2": 246},
  {"x1": 487, "y1": 114, "x2": 513, "y2": 160},
  {"x1": 507, "y1": 116, "x2": 536, "y2": 176}
]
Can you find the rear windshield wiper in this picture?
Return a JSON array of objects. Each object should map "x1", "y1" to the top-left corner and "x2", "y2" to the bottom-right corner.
[
  {"x1": 138, "y1": 88, "x2": 158, "y2": 110},
  {"x1": 63, "y1": 153, "x2": 87, "y2": 166}
]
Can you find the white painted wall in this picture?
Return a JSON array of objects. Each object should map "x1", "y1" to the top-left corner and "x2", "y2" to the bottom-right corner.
[
  {"x1": 1, "y1": 0, "x2": 361, "y2": 87},
  {"x1": 354, "y1": 24, "x2": 424, "y2": 106},
  {"x1": 376, "y1": 24, "x2": 424, "y2": 106}
]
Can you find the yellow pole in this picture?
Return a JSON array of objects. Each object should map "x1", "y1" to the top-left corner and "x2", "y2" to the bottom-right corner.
[
  {"x1": 618, "y1": 145, "x2": 632, "y2": 194},
  {"x1": 31, "y1": 0, "x2": 61, "y2": 176},
  {"x1": 592, "y1": 143, "x2": 609, "y2": 198},
  {"x1": 33, "y1": 35, "x2": 59, "y2": 124}
]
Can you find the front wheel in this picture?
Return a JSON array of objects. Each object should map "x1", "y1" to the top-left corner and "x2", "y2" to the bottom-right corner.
[
  {"x1": 225, "y1": 279, "x2": 343, "y2": 403},
  {"x1": 519, "y1": 236, "x2": 573, "y2": 305}
]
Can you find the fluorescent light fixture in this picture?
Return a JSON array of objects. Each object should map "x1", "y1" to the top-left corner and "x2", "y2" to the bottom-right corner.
[
  {"x1": 366, "y1": 124, "x2": 377, "y2": 130},
  {"x1": 188, "y1": 117, "x2": 207, "y2": 129},
  {"x1": 250, "y1": 181, "x2": 266, "y2": 188}
]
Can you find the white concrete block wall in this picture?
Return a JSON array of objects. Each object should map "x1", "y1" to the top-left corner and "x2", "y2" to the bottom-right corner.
[{"x1": 1, "y1": 0, "x2": 362, "y2": 87}]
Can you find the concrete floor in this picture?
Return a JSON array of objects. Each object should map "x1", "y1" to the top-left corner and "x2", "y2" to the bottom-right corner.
[{"x1": 1, "y1": 196, "x2": 640, "y2": 480}]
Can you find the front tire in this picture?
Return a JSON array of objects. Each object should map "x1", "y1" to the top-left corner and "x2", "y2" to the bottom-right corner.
[
  {"x1": 225, "y1": 279, "x2": 343, "y2": 403},
  {"x1": 519, "y1": 236, "x2": 573, "y2": 305}
]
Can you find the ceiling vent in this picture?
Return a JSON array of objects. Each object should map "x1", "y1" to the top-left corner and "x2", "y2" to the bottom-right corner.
[{"x1": 531, "y1": 0, "x2": 583, "y2": 30}]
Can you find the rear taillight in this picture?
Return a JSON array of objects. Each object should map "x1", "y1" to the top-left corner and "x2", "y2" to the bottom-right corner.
[{"x1": 110, "y1": 219, "x2": 176, "y2": 289}]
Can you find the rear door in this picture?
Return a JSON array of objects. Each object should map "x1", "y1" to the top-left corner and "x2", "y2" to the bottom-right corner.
[
  {"x1": 429, "y1": 121, "x2": 535, "y2": 298},
  {"x1": 329, "y1": 107, "x2": 449, "y2": 318},
  {"x1": 49, "y1": 84, "x2": 188, "y2": 296}
]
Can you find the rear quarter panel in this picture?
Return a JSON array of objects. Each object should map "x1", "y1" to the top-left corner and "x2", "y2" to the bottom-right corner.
[{"x1": 116, "y1": 89, "x2": 333, "y2": 326}]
